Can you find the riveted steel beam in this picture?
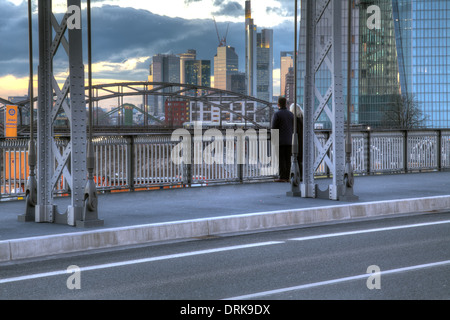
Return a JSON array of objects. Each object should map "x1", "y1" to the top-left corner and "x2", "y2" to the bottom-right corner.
[
  {"x1": 31, "y1": 0, "x2": 93, "y2": 226},
  {"x1": 301, "y1": 0, "x2": 350, "y2": 201}
]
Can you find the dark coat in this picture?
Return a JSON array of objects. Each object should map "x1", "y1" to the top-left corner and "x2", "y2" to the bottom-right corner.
[{"x1": 271, "y1": 108, "x2": 294, "y2": 146}]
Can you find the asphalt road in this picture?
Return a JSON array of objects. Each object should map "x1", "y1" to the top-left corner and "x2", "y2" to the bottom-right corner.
[{"x1": 1, "y1": 212, "x2": 449, "y2": 304}]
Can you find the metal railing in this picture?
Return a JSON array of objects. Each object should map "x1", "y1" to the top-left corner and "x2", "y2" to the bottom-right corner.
[{"x1": 1, "y1": 129, "x2": 450, "y2": 199}]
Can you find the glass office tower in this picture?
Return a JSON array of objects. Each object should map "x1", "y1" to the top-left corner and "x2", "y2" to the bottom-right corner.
[
  {"x1": 359, "y1": 0, "x2": 400, "y2": 127},
  {"x1": 298, "y1": 0, "x2": 450, "y2": 129},
  {"x1": 185, "y1": 60, "x2": 211, "y2": 88},
  {"x1": 149, "y1": 54, "x2": 180, "y2": 116},
  {"x1": 394, "y1": 0, "x2": 450, "y2": 128},
  {"x1": 256, "y1": 28, "x2": 273, "y2": 103},
  {"x1": 214, "y1": 46, "x2": 239, "y2": 91}
]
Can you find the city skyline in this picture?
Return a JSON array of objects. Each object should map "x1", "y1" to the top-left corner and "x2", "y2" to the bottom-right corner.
[{"x1": 0, "y1": 0, "x2": 297, "y2": 102}]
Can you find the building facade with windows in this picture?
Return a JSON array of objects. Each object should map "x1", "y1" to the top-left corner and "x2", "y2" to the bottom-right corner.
[
  {"x1": 393, "y1": 0, "x2": 450, "y2": 128},
  {"x1": 245, "y1": 0, "x2": 273, "y2": 102},
  {"x1": 148, "y1": 54, "x2": 180, "y2": 116},
  {"x1": 214, "y1": 46, "x2": 239, "y2": 91},
  {"x1": 298, "y1": 0, "x2": 450, "y2": 129},
  {"x1": 185, "y1": 59, "x2": 211, "y2": 88}
]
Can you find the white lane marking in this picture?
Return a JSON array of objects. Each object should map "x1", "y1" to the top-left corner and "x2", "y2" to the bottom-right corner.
[
  {"x1": 0, "y1": 241, "x2": 283, "y2": 284},
  {"x1": 224, "y1": 259, "x2": 450, "y2": 300},
  {"x1": 289, "y1": 220, "x2": 450, "y2": 242}
]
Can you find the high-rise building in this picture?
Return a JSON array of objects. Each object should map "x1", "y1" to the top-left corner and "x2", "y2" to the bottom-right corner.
[
  {"x1": 280, "y1": 52, "x2": 294, "y2": 97},
  {"x1": 358, "y1": 0, "x2": 400, "y2": 127},
  {"x1": 298, "y1": 0, "x2": 450, "y2": 129},
  {"x1": 148, "y1": 54, "x2": 180, "y2": 115},
  {"x1": 214, "y1": 46, "x2": 239, "y2": 91},
  {"x1": 245, "y1": 0, "x2": 273, "y2": 101},
  {"x1": 393, "y1": 0, "x2": 450, "y2": 128},
  {"x1": 256, "y1": 29, "x2": 273, "y2": 102},
  {"x1": 245, "y1": 0, "x2": 257, "y2": 97},
  {"x1": 178, "y1": 49, "x2": 197, "y2": 85},
  {"x1": 229, "y1": 72, "x2": 246, "y2": 95},
  {"x1": 285, "y1": 67, "x2": 295, "y2": 106},
  {"x1": 185, "y1": 59, "x2": 211, "y2": 88}
]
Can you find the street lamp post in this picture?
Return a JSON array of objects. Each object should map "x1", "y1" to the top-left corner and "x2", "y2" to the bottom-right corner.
[
  {"x1": 287, "y1": 0, "x2": 301, "y2": 197},
  {"x1": 21, "y1": 0, "x2": 37, "y2": 222},
  {"x1": 80, "y1": 0, "x2": 103, "y2": 227}
]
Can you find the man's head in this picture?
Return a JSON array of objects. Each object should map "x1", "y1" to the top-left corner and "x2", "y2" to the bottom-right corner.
[{"x1": 278, "y1": 96, "x2": 287, "y2": 109}]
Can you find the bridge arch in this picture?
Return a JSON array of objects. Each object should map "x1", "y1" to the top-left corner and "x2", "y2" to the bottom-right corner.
[{"x1": 1, "y1": 81, "x2": 276, "y2": 131}]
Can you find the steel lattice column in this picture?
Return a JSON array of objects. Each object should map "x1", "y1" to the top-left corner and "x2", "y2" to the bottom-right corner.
[
  {"x1": 36, "y1": 0, "x2": 87, "y2": 225},
  {"x1": 301, "y1": 0, "x2": 347, "y2": 200},
  {"x1": 36, "y1": 0, "x2": 54, "y2": 222}
]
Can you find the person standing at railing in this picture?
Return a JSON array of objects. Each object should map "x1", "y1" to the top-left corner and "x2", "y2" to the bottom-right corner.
[{"x1": 271, "y1": 96, "x2": 293, "y2": 182}]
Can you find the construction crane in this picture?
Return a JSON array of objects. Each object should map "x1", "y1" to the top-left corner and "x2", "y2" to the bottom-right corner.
[{"x1": 213, "y1": 17, "x2": 229, "y2": 47}]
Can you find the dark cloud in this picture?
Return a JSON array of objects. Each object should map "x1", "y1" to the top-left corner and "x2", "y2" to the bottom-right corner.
[
  {"x1": 213, "y1": 1, "x2": 243, "y2": 17},
  {"x1": 0, "y1": 3, "x2": 294, "y2": 82},
  {"x1": 0, "y1": 0, "x2": 32, "y2": 77}
]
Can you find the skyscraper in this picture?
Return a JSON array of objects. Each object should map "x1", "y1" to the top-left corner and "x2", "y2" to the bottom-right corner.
[
  {"x1": 280, "y1": 51, "x2": 294, "y2": 97},
  {"x1": 214, "y1": 46, "x2": 239, "y2": 91},
  {"x1": 148, "y1": 54, "x2": 180, "y2": 115},
  {"x1": 185, "y1": 59, "x2": 211, "y2": 88},
  {"x1": 298, "y1": 0, "x2": 450, "y2": 129},
  {"x1": 285, "y1": 67, "x2": 295, "y2": 106},
  {"x1": 178, "y1": 49, "x2": 197, "y2": 85},
  {"x1": 245, "y1": 1, "x2": 273, "y2": 102},
  {"x1": 358, "y1": 0, "x2": 400, "y2": 127},
  {"x1": 393, "y1": 0, "x2": 450, "y2": 128},
  {"x1": 256, "y1": 28, "x2": 273, "y2": 102},
  {"x1": 245, "y1": 0, "x2": 257, "y2": 97}
]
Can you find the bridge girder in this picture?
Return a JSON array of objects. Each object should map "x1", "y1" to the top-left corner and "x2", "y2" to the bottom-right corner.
[{"x1": 2, "y1": 81, "x2": 276, "y2": 130}]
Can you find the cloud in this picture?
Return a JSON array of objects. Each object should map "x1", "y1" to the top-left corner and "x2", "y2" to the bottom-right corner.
[
  {"x1": 213, "y1": 1, "x2": 243, "y2": 17},
  {"x1": 0, "y1": 1, "x2": 30, "y2": 78},
  {"x1": 0, "y1": 75, "x2": 31, "y2": 98},
  {"x1": 0, "y1": 2, "x2": 294, "y2": 99}
]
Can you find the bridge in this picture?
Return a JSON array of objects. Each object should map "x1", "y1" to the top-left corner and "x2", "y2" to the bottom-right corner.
[
  {"x1": 0, "y1": 81, "x2": 275, "y2": 135},
  {"x1": 0, "y1": 0, "x2": 449, "y2": 262}
]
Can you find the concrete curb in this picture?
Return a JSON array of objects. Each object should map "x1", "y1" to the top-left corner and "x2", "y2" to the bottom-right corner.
[{"x1": 1, "y1": 195, "x2": 450, "y2": 262}]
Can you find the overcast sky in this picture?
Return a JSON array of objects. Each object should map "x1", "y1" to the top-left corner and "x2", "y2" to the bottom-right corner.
[{"x1": 0, "y1": 0, "x2": 298, "y2": 100}]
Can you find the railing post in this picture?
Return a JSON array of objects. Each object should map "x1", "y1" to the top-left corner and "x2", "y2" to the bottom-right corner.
[
  {"x1": 437, "y1": 130, "x2": 442, "y2": 171},
  {"x1": 238, "y1": 163, "x2": 244, "y2": 183},
  {"x1": 127, "y1": 135, "x2": 135, "y2": 192},
  {"x1": 367, "y1": 129, "x2": 371, "y2": 175},
  {"x1": 183, "y1": 137, "x2": 193, "y2": 187},
  {"x1": 403, "y1": 130, "x2": 408, "y2": 173}
]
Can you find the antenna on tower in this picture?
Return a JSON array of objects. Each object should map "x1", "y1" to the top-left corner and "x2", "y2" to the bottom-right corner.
[{"x1": 213, "y1": 16, "x2": 229, "y2": 47}]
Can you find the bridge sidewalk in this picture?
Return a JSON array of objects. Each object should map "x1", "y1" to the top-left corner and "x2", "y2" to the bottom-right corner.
[{"x1": 1, "y1": 171, "x2": 450, "y2": 262}]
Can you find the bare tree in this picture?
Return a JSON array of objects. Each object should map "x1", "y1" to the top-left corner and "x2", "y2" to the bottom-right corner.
[{"x1": 381, "y1": 93, "x2": 427, "y2": 129}]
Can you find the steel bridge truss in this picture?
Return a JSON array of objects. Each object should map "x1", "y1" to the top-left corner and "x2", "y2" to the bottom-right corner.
[
  {"x1": 21, "y1": 0, "x2": 102, "y2": 227},
  {"x1": 87, "y1": 82, "x2": 275, "y2": 128},
  {"x1": 302, "y1": 0, "x2": 355, "y2": 200},
  {"x1": 14, "y1": 0, "x2": 357, "y2": 228}
]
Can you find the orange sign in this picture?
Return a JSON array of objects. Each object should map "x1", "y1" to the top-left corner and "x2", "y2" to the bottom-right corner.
[{"x1": 5, "y1": 105, "x2": 18, "y2": 138}]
